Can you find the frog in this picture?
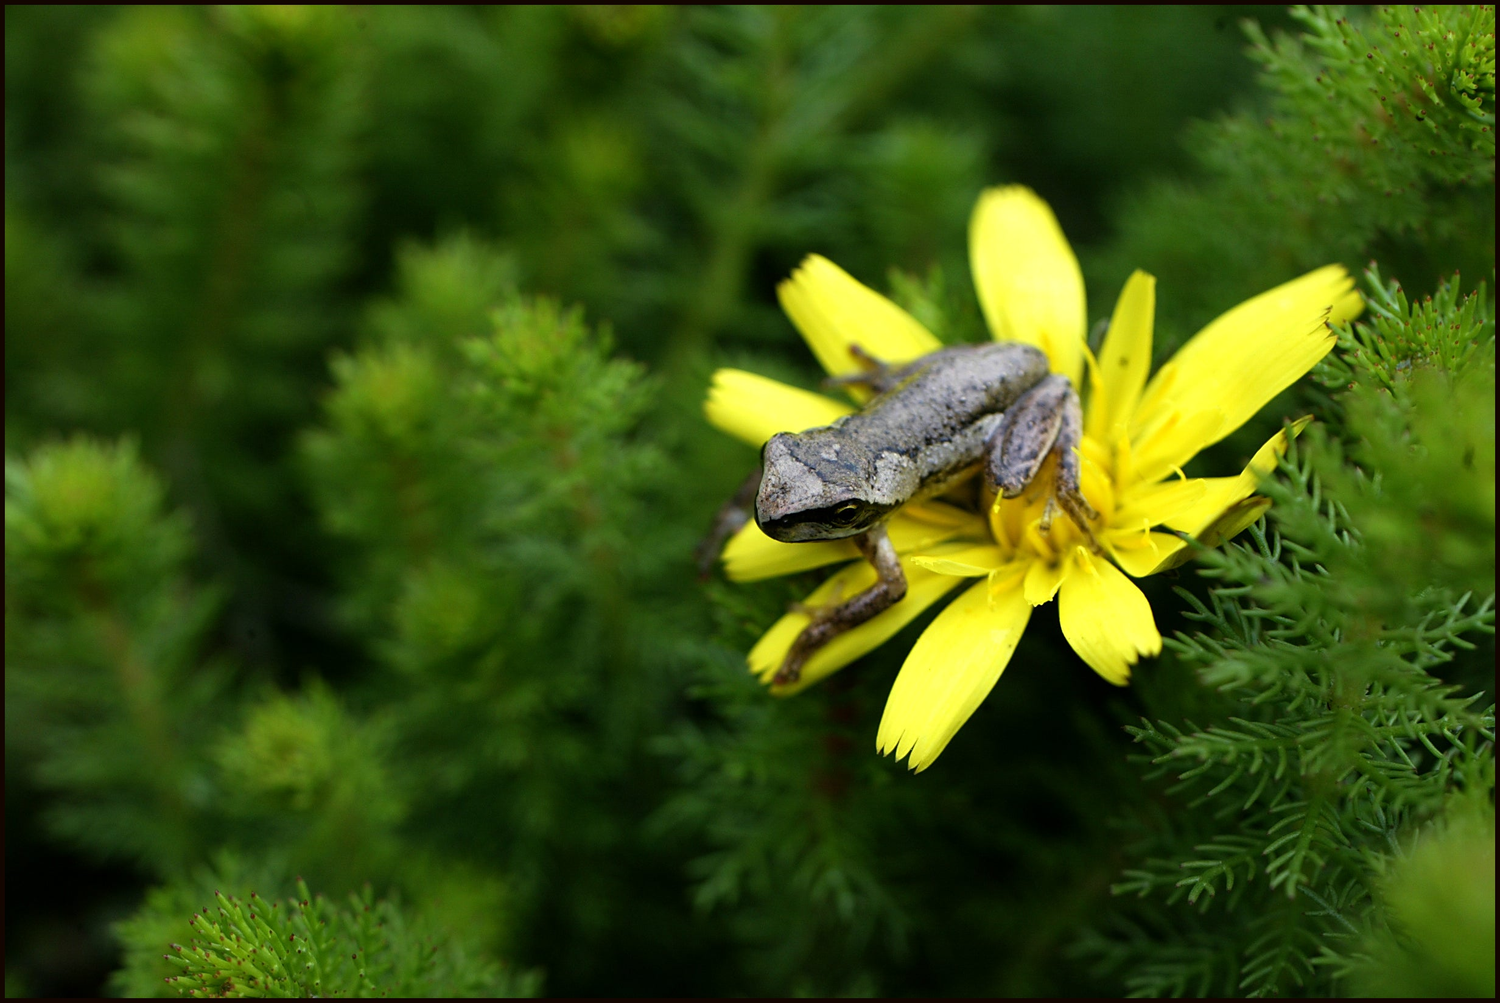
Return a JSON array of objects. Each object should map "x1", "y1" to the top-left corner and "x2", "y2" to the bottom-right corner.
[{"x1": 748, "y1": 341, "x2": 1097, "y2": 685}]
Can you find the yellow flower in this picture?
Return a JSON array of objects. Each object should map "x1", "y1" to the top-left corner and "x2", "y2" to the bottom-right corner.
[{"x1": 704, "y1": 186, "x2": 1364, "y2": 772}]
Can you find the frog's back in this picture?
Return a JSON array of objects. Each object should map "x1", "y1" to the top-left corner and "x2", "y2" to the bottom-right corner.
[{"x1": 849, "y1": 342, "x2": 1049, "y2": 452}]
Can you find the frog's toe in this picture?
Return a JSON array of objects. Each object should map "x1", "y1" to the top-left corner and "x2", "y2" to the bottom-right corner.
[
  {"x1": 1056, "y1": 492, "x2": 1102, "y2": 552},
  {"x1": 1068, "y1": 490, "x2": 1099, "y2": 523}
]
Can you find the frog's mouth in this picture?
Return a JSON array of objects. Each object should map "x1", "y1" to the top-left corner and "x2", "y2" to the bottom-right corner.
[{"x1": 755, "y1": 500, "x2": 893, "y2": 543}]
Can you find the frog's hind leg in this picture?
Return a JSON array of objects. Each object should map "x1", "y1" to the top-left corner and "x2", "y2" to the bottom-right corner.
[
  {"x1": 984, "y1": 374, "x2": 1099, "y2": 547},
  {"x1": 695, "y1": 465, "x2": 763, "y2": 580},
  {"x1": 773, "y1": 524, "x2": 907, "y2": 686},
  {"x1": 821, "y1": 344, "x2": 912, "y2": 395}
]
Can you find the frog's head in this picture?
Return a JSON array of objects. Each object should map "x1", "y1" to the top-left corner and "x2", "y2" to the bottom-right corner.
[{"x1": 755, "y1": 430, "x2": 897, "y2": 542}]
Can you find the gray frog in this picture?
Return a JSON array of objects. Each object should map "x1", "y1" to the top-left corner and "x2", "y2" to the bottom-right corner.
[{"x1": 748, "y1": 342, "x2": 1096, "y2": 684}]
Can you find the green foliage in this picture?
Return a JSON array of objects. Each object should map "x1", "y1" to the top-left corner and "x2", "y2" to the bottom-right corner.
[
  {"x1": 1311, "y1": 273, "x2": 1495, "y2": 617},
  {"x1": 1081, "y1": 267, "x2": 1495, "y2": 997},
  {"x1": 1094, "y1": 4, "x2": 1496, "y2": 352},
  {"x1": 1321, "y1": 266, "x2": 1493, "y2": 389},
  {"x1": 115, "y1": 874, "x2": 539, "y2": 998},
  {"x1": 5, "y1": 436, "x2": 527, "y2": 994},
  {"x1": 653, "y1": 580, "x2": 912, "y2": 996},
  {"x1": 7, "y1": 4, "x2": 367, "y2": 680},
  {"x1": 5, "y1": 438, "x2": 224, "y2": 870},
  {"x1": 214, "y1": 683, "x2": 404, "y2": 894},
  {"x1": 300, "y1": 239, "x2": 697, "y2": 991},
  {"x1": 5, "y1": 5, "x2": 1495, "y2": 999},
  {"x1": 1344, "y1": 799, "x2": 1496, "y2": 998}
]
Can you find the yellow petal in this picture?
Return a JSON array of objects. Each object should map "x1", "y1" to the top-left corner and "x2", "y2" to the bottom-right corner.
[
  {"x1": 1085, "y1": 270, "x2": 1155, "y2": 443},
  {"x1": 748, "y1": 560, "x2": 965, "y2": 696},
  {"x1": 777, "y1": 255, "x2": 941, "y2": 387},
  {"x1": 1331, "y1": 288, "x2": 1365, "y2": 325},
  {"x1": 704, "y1": 368, "x2": 853, "y2": 448},
  {"x1": 1120, "y1": 497, "x2": 1275, "y2": 576},
  {"x1": 1107, "y1": 420, "x2": 1307, "y2": 576},
  {"x1": 1128, "y1": 266, "x2": 1352, "y2": 475},
  {"x1": 969, "y1": 185, "x2": 1086, "y2": 385},
  {"x1": 1193, "y1": 496, "x2": 1272, "y2": 550},
  {"x1": 1106, "y1": 529, "x2": 1190, "y2": 578},
  {"x1": 887, "y1": 509, "x2": 987, "y2": 553},
  {"x1": 1129, "y1": 405, "x2": 1226, "y2": 486},
  {"x1": 1113, "y1": 477, "x2": 1210, "y2": 530},
  {"x1": 1122, "y1": 417, "x2": 1310, "y2": 537},
  {"x1": 722, "y1": 521, "x2": 858, "y2": 582},
  {"x1": 987, "y1": 561, "x2": 1029, "y2": 601},
  {"x1": 900, "y1": 498, "x2": 985, "y2": 530},
  {"x1": 877, "y1": 577, "x2": 1031, "y2": 772},
  {"x1": 1023, "y1": 555, "x2": 1068, "y2": 606},
  {"x1": 1057, "y1": 547, "x2": 1160, "y2": 685},
  {"x1": 909, "y1": 544, "x2": 1007, "y2": 577},
  {"x1": 1111, "y1": 426, "x2": 1137, "y2": 489},
  {"x1": 723, "y1": 504, "x2": 983, "y2": 582},
  {"x1": 1079, "y1": 438, "x2": 1117, "y2": 521},
  {"x1": 1159, "y1": 473, "x2": 1268, "y2": 541}
]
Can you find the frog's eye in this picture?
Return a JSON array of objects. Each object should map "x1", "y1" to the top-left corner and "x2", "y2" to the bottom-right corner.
[{"x1": 832, "y1": 502, "x2": 862, "y2": 526}]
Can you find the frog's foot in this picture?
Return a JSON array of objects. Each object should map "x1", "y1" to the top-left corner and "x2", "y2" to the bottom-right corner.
[
  {"x1": 1036, "y1": 490, "x2": 1100, "y2": 553},
  {"x1": 985, "y1": 374, "x2": 1101, "y2": 551},
  {"x1": 772, "y1": 525, "x2": 906, "y2": 686},
  {"x1": 847, "y1": 343, "x2": 886, "y2": 371},
  {"x1": 821, "y1": 344, "x2": 907, "y2": 396},
  {"x1": 1053, "y1": 485, "x2": 1101, "y2": 552}
]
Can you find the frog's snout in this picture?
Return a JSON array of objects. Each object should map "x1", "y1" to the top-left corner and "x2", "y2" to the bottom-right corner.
[
  {"x1": 754, "y1": 448, "x2": 821, "y2": 542},
  {"x1": 755, "y1": 436, "x2": 832, "y2": 541}
]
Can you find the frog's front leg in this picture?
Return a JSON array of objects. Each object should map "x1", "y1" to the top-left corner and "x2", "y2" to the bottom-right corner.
[
  {"x1": 773, "y1": 523, "x2": 907, "y2": 685},
  {"x1": 985, "y1": 374, "x2": 1099, "y2": 547}
]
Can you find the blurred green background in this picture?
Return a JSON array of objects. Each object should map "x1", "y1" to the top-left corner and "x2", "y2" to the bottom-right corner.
[{"x1": 6, "y1": 5, "x2": 1494, "y2": 998}]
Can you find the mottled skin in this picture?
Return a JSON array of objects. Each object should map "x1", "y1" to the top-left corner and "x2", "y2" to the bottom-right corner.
[{"x1": 754, "y1": 342, "x2": 1096, "y2": 684}]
